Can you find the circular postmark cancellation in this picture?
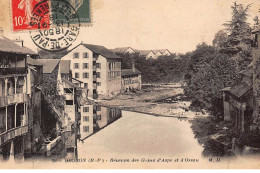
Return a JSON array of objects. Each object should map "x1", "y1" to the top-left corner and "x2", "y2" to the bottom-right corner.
[{"x1": 29, "y1": 0, "x2": 80, "y2": 52}]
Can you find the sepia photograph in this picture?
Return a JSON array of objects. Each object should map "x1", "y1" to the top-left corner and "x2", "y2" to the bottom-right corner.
[{"x1": 0, "y1": 0, "x2": 260, "y2": 169}]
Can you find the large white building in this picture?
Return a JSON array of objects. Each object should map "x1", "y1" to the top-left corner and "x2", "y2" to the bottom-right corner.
[{"x1": 61, "y1": 43, "x2": 122, "y2": 99}]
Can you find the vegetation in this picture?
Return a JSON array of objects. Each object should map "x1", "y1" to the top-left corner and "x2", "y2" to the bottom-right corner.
[
  {"x1": 116, "y1": 52, "x2": 190, "y2": 84},
  {"x1": 184, "y1": 2, "x2": 253, "y2": 116}
]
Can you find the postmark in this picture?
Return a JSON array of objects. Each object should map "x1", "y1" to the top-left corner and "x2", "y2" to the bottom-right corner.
[
  {"x1": 29, "y1": 0, "x2": 80, "y2": 51},
  {"x1": 11, "y1": 0, "x2": 92, "y2": 32}
]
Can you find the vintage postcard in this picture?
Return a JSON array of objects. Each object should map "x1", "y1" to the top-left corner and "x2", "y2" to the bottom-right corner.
[{"x1": 0, "y1": 0, "x2": 260, "y2": 169}]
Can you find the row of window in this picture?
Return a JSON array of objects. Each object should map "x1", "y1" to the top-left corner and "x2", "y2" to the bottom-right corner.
[
  {"x1": 74, "y1": 52, "x2": 89, "y2": 59},
  {"x1": 74, "y1": 63, "x2": 89, "y2": 69},
  {"x1": 74, "y1": 72, "x2": 101, "y2": 79},
  {"x1": 108, "y1": 71, "x2": 120, "y2": 78},
  {"x1": 108, "y1": 62, "x2": 121, "y2": 70},
  {"x1": 82, "y1": 114, "x2": 102, "y2": 122}
]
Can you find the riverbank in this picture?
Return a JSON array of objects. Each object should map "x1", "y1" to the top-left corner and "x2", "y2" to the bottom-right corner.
[{"x1": 99, "y1": 85, "x2": 207, "y2": 119}]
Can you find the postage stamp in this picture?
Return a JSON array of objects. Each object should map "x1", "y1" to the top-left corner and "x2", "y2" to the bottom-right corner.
[
  {"x1": 29, "y1": 0, "x2": 80, "y2": 51},
  {"x1": 11, "y1": 0, "x2": 50, "y2": 31},
  {"x1": 11, "y1": 0, "x2": 91, "y2": 32}
]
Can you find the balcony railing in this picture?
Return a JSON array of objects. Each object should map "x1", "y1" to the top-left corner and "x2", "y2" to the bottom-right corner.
[
  {"x1": 0, "y1": 93, "x2": 28, "y2": 107},
  {"x1": 0, "y1": 67, "x2": 26, "y2": 75},
  {"x1": 0, "y1": 125, "x2": 28, "y2": 146}
]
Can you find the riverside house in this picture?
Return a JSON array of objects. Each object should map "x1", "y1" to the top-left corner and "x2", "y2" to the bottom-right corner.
[
  {"x1": 61, "y1": 43, "x2": 122, "y2": 99},
  {"x1": 121, "y1": 61, "x2": 142, "y2": 92},
  {"x1": 0, "y1": 37, "x2": 43, "y2": 160}
]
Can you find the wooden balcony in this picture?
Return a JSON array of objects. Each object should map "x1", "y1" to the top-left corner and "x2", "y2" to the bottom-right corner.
[
  {"x1": 0, "y1": 67, "x2": 26, "y2": 75},
  {"x1": 0, "y1": 125, "x2": 28, "y2": 146},
  {"x1": 0, "y1": 93, "x2": 28, "y2": 107}
]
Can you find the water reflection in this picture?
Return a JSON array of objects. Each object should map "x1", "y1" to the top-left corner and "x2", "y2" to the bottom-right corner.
[{"x1": 61, "y1": 106, "x2": 122, "y2": 160}]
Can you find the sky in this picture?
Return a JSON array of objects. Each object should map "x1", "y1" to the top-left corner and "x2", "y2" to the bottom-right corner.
[{"x1": 1, "y1": 0, "x2": 260, "y2": 54}]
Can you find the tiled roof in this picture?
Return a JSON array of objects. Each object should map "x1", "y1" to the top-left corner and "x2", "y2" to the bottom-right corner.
[
  {"x1": 81, "y1": 44, "x2": 121, "y2": 59},
  {"x1": 136, "y1": 50, "x2": 154, "y2": 56},
  {"x1": 121, "y1": 68, "x2": 141, "y2": 77},
  {"x1": 112, "y1": 47, "x2": 133, "y2": 54},
  {"x1": 35, "y1": 59, "x2": 60, "y2": 73},
  {"x1": 229, "y1": 80, "x2": 252, "y2": 98},
  {"x1": 59, "y1": 60, "x2": 71, "y2": 74},
  {"x1": 0, "y1": 37, "x2": 37, "y2": 55}
]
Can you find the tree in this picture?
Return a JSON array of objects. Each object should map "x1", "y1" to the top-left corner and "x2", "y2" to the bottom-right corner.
[
  {"x1": 213, "y1": 30, "x2": 228, "y2": 50},
  {"x1": 222, "y1": 2, "x2": 252, "y2": 69}
]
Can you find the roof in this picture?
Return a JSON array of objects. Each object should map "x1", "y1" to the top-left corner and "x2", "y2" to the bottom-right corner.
[
  {"x1": 81, "y1": 44, "x2": 121, "y2": 59},
  {"x1": 112, "y1": 47, "x2": 134, "y2": 54},
  {"x1": 0, "y1": 37, "x2": 37, "y2": 55},
  {"x1": 228, "y1": 81, "x2": 252, "y2": 98},
  {"x1": 59, "y1": 60, "x2": 71, "y2": 74},
  {"x1": 27, "y1": 57, "x2": 43, "y2": 66},
  {"x1": 121, "y1": 68, "x2": 141, "y2": 77},
  {"x1": 152, "y1": 50, "x2": 161, "y2": 54},
  {"x1": 35, "y1": 59, "x2": 60, "y2": 73},
  {"x1": 62, "y1": 78, "x2": 78, "y2": 88},
  {"x1": 137, "y1": 50, "x2": 154, "y2": 56}
]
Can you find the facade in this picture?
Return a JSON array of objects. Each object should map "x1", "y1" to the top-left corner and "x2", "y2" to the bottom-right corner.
[
  {"x1": 121, "y1": 62, "x2": 142, "y2": 92},
  {"x1": 61, "y1": 43, "x2": 122, "y2": 99},
  {"x1": 112, "y1": 47, "x2": 136, "y2": 54},
  {"x1": 0, "y1": 37, "x2": 42, "y2": 160},
  {"x1": 138, "y1": 50, "x2": 156, "y2": 59},
  {"x1": 152, "y1": 50, "x2": 163, "y2": 59}
]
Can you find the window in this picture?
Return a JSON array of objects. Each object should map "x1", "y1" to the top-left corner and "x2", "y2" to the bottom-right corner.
[
  {"x1": 97, "y1": 105, "x2": 101, "y2": 111},
  {"x1": 84, "y1": 83, "x2": 88, "y2": 89},
  {"x1": 64, "y1": 88, "x2": 73, "y2": 93},
  {"x1": 74, "y1": 63, "x2": 79, "y2": 69},
  {"x1": 97, "y1": 82, "x2": 101, "y2": 86},
  {"x1": 83, "y1": 126, "x2": 89, "y2": 132},
  {"x1": 73, "y1": 53, "x2": 79, "y2": 59},
  {"x1": 66, "y1": 100, "x2": 73, "y2": 105},
  {"x1": 74, "y1": 72, "x2": 79, "y2": 78},
  {"x1": 83, "y1": 63, "x2": 88, "y2": 69},
  {"x1": 83, "y1": 116, "x2": 89, "y2": 122},
  {"x1": 83, "y1": 72, "x2": 89, "y2": 78},
  {"x1": 96, "y1": 63, "x2": 101, "y2": 69},
  {"x1": 97, "y1": 115, "x2": 101, "y2": 121},
  {"x1": 83, "y1": 52, "x2": 88, "y2": 58},
  {"x1": 96, "y1": 72, "x2": 101, "y2": 78},
  {"x1": 83, "y1": 107, "x2": 89, "y2": 112}
]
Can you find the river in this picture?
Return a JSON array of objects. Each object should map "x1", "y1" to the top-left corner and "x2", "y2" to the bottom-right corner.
[{"x1": 76, "y1": 111, "x2": 205, "y2": 166}]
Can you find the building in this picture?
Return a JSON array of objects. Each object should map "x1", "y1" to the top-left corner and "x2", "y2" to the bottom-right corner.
[
  {"x1": 112, "y1": 47, "x2": 136, "y2": 54},
  {"x1": 152, "y1": 50, "x2": 163, "y2": 59},
  {"x1": 222, "y1": 67, "x2": 253, "y2": 133},
  {"x1": 137, "y1": 50, "x2": 156, "y2": 59},
  {"x1": 121, "y1": 62, "x2": 142, "y2": 92},
  {"x1": 0, "y1": 37, "x2": 42, "y2": 160},
  {"x1": 159, "y1": 49, "x2": 172, "y2": 56},
  {"x1": 61, "y1": 43, "x2": 122, "y2": 99}
]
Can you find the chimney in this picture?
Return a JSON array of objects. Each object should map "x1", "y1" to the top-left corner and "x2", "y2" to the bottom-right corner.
[
  {"x1": 132, "y1": 59, "x2": 135, "y2": 72},
  {"x1": 13, "y1": 38, "x2": 24, "y2": 47}
]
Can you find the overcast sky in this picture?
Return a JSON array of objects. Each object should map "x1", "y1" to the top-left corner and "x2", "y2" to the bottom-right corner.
[{"x1": 2, "y1": 0, "x2": 260, "y2": 54}]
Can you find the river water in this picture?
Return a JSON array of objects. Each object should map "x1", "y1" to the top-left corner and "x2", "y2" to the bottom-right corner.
[{"x1": 77, "y1": 110, "x2": 204, "y2": 162}]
